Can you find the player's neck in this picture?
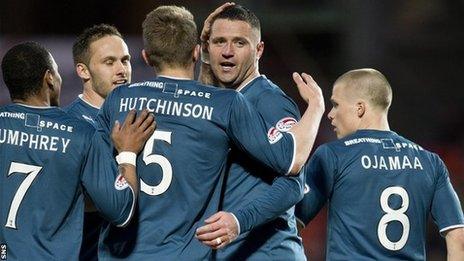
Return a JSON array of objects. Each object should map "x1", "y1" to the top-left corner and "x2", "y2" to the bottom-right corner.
[
  {"x1": 13, "y1": 87, "x2": 52, "y2": 107},
  {"x1": 13, "y1": 97, "x2": 50, "y2": 107},
  {"x1": 359, "y1": 114, "x2": 390, "y2": 131},
  {"x1": 158, "y1": 67, "x2": 194, "y2": 80},
  {"x1": 234, "y1": 69, "x2": 260, "y2": 91},
  {"x1": 82, "y1": 85, "x2": 104, "y2": 108}
]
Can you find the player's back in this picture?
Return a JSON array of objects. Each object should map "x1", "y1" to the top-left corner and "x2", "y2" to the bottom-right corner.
[
  {"x1": 0, "y1": 104, "x2": 96, "y2": 260},
  {"x1": 98, "y1": 76, "x2": 294, "y2": 260},
  {"x1": 318, "y1": 130, "x2": 462, "y2": 260}
]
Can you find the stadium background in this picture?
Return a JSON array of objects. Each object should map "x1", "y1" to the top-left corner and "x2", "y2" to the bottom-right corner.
[{"x1": 1, "y1": 0, "x2": 463, "y2": 259}]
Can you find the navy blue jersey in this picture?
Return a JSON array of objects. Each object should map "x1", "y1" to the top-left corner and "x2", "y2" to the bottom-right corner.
[
  {"x1": 96, "y1": 76, "x2": 296, "y2": 260},
  {"x1": 65, "y1": 95, "x2": 103, "y2": 261},
  {"x1": 65, "y1": 94, "x2": 100, "y2": 127},
  {"x1": 295, "y1": 130, "x2": 464, "y2": 260},
  {"x1": 216, "y1": 76, "x2": 305, "y2": 260},
  {"x1": 0, "y1": 104, "x2": 134, "y2": 260}
]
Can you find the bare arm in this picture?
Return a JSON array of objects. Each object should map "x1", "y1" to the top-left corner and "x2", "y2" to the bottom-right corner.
[
  {"x1": 445, "y1": 227, "x2": 464, "y2": 261},
  {"x1": 288, "y1": 72, "x2": 325, "y2": 174}
]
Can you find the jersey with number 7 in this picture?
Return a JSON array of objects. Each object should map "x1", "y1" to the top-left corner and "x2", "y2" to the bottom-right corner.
[{"x1": 296, "y1": 129, "x2": 464, "y2": 260}]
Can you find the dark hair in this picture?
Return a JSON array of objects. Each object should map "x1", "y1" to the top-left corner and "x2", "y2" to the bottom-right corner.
[
  {"x1": 212, "y1": 5, "x2": 261, "y2": 32},
  {"x1": 72, "y1": 24, "x2": 122, "y2": 65},
  {"x1": 142, "y1": 6, "x2": 198, "y2": 71},
  {"x1": 1, "y1": 41, "x2": 53, "y2": 100}
]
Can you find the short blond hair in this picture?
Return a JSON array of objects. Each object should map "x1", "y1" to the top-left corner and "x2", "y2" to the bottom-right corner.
[
  {"x1": 142, "y1": 6, "x2": 198, "y2": 71},
  {"x1": 335, "y1": 68, "x2": 392, "y2": 111}
]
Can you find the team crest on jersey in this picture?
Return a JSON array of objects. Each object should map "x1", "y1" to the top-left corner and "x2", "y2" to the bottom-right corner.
[
  {"x1": 114, "y1": 174, "x2": 129, "y2": 190},
  {"x1": 267, "y1": 127, "x2": 283, "y2": 144},
  {"x1": 276, "y1": 117, "x2": 297, "y2": 132}
]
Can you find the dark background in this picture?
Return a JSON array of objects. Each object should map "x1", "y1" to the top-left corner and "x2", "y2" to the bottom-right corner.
[{"x1": 1, "y1": 0, "x2": 463, "y2": 259}]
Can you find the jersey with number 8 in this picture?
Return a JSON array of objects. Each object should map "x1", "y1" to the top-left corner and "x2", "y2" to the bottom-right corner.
[{"x1": 295, "y1": 129, "x2": 464, "y2": 260}]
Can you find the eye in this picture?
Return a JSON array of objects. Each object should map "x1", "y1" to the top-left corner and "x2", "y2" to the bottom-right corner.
[{"x1": 105, "y1": 60, "x2": 114, "y2": 65}]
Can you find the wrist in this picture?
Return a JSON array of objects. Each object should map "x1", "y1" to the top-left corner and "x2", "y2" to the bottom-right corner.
[{"x1": 115, "y1": 151, "x2": 137, "y2": 166}]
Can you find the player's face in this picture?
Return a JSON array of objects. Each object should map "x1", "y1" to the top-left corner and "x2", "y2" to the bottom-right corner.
[
  {"x1": 87, "y1": 35, "x2": 131, "y2": 98},
  {"x1": 49, "y1": 54, "x2": 62, "y2": 107},
  {"x1": 208, "y1": 19, "x2": 263, "y2": 89},
  {"x1": 328, "y1": 84, "x2": 359, "y2": 139}
]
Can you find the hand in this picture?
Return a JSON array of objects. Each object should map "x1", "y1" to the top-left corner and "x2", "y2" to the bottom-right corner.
[
  {"x1": 292, "y1": 72, "x2": 325, "y2": 111},
  {"x1": 195, "y1": 211, "x2": 239, "y2": 249},
  {"x1": 201, "y1": 2, "x2": 235, "y2": 52},
  {"x1": 111, "y1": 109, "x2": 156, "y2": 154}
]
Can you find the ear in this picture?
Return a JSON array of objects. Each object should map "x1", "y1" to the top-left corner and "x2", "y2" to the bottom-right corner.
[
  {"x1": 356, "y1": 101, "x2": 366, "y2": 118},
  {"x1": 76, "y1": 63, "x2": 90, "y2": 81},
  {"x1": 256, "y1": 41, "x2": 264, "y2": 60},
  {"x1": 142, "y1": 49, "x2": 152, "y2": 66},
  {"x1": 44, "y1": 69, "x2": 54, "y2": 88},
  {"x1": 193, "y1": 44, "x2": 200, "y2": 63}
]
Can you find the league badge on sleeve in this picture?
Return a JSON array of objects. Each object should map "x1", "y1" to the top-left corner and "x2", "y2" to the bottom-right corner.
[
  {"x1": 114, "y1": 174, "x2": 129, "y2": 190},
  {"x1": 276, "y1": 117, "x2": 297, "y2": 132},
  {"x1": 267, "y1": 127, "x2": 283, "y2": 144}
]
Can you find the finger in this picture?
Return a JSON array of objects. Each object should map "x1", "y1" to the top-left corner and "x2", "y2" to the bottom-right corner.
[
  {"x1": 143, "y1": 120, "x2": 156, "y2": 137},
  {"x1": 201, "y1": 2, "x2": 235, "y2": 41},
  {"x1": 212, "y1": 239, "x2": 229, "y2": 250},
  {"x1": 201, "y1": 235, "x2": 227, "y2": 248},
  {"x1": 292, "y1": 72, "x2": 305, "y2": 86},
  {"x1": 205, "y1": 212, "x2": 223, "y2": 223},
  {"x1": 139, "y1": 113, "x2": 155, "y2": 132},
  {"x1": 133, "y1": 109, "x2": 150, "y2": 128},
  {"x1": 122, "y1": 110, "x2": 137, "y2": 129},
  {"x1": 301, "y1": 72, "x2": 316, "y2": 85},
  {"x1": 196, "y1": 221, "x2": 222, "y2": 235},
  {"x1": 112, "y1": 120, "x2": 121, "y2": 134},
  {"x1": 196, "y1": 228, "x2": 226, "y2": 241}
]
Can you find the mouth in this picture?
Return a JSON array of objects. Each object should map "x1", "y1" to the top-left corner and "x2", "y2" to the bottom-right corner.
[
  {"x1": 219, "y1": 61, "x2": 236, "y2": 72},
  {"x1": 113, "y1": 79, "x2": 128, "y2": 86}
]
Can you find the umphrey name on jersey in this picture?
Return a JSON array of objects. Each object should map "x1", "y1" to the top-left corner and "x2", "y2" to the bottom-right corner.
[
  {"x1": 119, "y1": 97, "x2": 213, "y2": 120},
  {"x1": 0, "y1": 128, "x2": 70, "y2": 153}
]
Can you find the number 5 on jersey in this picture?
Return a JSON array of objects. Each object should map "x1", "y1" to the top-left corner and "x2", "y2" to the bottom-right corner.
[{"x1": 140, "y1": 130, "x2": 173, "y2": 195}]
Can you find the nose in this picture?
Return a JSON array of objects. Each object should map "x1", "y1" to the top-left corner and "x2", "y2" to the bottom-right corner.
[
  {"x1": 327, "y1": 108, "x2": 334, "y2": 120},
  {"x1": 221, "y1": 42, "x2": 234, "y2": 58},
  {"x1": 115, "y1": 61, "x2": 127, "y2": 76}
]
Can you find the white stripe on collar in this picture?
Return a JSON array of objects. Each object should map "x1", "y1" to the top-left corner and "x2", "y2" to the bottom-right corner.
[
  {"x1": 236, "y1": 75, "x2": 264, "y2": 93},
  {"x1": 14, "y1": 103, "x2": 55, "y2": 109},
  {"x1": 78, "y1": 94, "x2": 101, "y2": 109}
]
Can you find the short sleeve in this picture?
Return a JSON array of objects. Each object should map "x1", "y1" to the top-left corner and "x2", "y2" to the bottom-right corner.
[{"x1": 430, "y1": 155, "x2": 464, "y2": 234}]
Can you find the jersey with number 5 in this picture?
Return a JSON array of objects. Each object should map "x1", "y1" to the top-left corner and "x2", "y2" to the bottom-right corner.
[
  {"x1": 296, "y1": 130, "x2": 464, "y2": 260},
  {"x1": 0, "y1": 104, "x2": 135, "y2": 260},
  {"x1": 96, "y1": 76, "x2": 297, "y2": 260}
]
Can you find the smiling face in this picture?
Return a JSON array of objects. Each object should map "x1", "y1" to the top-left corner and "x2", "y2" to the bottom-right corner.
[
  {"x1": 208, "y1": 18, "x2": 263, "y2": 89},
  {"x1": 87, "y1": 35, "x2": 131, "y2": 98}
]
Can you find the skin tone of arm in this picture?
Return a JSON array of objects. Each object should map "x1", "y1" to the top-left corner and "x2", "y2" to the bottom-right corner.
[
  {"x1": 111, "y1": 109, "x2": 156, "y2": 191},
  {"x1": 196, "y1": 72, "x2": 325, "y2": 248},
  {"x1": 445, "y1": 227, "x2": 464, "y2": 261}
]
